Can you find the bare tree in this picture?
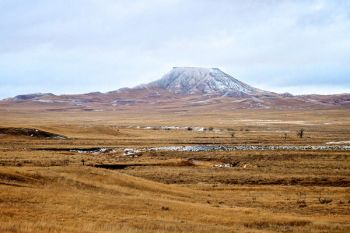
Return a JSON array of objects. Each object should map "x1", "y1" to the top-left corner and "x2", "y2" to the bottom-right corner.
[{"x1": 297, "y1": 128, "x2": 304, "y2": 138}]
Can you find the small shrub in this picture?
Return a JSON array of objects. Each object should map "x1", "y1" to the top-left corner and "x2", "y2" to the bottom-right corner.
[
  {"x1": 296, "y1": 199, "x2": 307, "y2": 208},
  {"x1": 63, "y1": 159, "x2": 69, "y2": 166},
  {"x1": 161, "y1": 206, "x2": 170, "y2": 211}
]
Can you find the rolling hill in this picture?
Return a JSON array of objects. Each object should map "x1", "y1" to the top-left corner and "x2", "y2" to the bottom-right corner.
[{"x1": 1, "y1": 67, "x2": 349, "y2": 112}]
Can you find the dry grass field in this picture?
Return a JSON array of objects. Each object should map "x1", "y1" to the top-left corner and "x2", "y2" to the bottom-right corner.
[{"x1": 1, "y1": 108, "x2": 350, "y2": 233}]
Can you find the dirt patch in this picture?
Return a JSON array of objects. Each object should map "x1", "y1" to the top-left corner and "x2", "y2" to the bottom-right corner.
[
  {"x1": 93, "y1": 159, "x2": 195, "y2": 170},
  {"x1": 0, "y1": 127, "x2": 66, "y2": 139},
  {"x1": 34, "y1": 147, "x2": 114, "y2": 154}
]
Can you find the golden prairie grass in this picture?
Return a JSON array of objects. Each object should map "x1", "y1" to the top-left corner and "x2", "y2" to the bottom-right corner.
[
  {"x1": 0, "y1": 109, "x2": 350, "y2": 232},
  {"x1": 2, "y1": 166, "x2": 348, "y2": 233}
]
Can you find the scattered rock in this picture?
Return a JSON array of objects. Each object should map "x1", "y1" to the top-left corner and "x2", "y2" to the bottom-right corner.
[
  {"x1": 71, "y1": 148, "x2": 114, "y2": 154},
  {"x1": 123, "y1": 148, "x2": 142, "y2": 157},
  {"x1": 214, "y1": 163, "x2": 235, "y2": 168},
  {"x1": 242, "y1": 163, "x2": 258, "y2": 169},
  {"x1": 318, "y1": 197, "x2": 332, "y2": 204}
]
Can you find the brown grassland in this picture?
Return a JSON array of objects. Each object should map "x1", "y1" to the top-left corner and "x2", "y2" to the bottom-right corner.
[{"x1": 0, "y1": 108, "x2": 350, "y2": 232}]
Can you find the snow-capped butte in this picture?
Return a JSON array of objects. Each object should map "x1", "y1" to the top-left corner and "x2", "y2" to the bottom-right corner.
[{"x1": 144, "y1": 67, "x2": 268, "y2": 97}]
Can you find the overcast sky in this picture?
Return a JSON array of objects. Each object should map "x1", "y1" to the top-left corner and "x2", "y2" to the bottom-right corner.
[{"x1": 1, "y1": 0, "x2": 350, "y2": 98}]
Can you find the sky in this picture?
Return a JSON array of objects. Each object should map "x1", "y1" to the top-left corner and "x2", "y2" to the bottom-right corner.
[{"x1": 0, "y1": 0, "x2": 350, "y2": 99}]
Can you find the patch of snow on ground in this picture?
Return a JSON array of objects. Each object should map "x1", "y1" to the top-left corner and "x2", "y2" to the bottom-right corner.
[
  {"x1": 238, "y1": 119, "x2": 314, "y2": 125},
  {"x1": 326, "y1": 141, "x2": 350, "y2": 145},
  {"x1": 147, "y1": 145, "x2": 350, "y2": 152}
]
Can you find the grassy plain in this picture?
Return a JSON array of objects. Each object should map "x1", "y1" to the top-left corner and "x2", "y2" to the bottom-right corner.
[{"x1": 0, "y1": 108, "x2": 350, "y2": 232}]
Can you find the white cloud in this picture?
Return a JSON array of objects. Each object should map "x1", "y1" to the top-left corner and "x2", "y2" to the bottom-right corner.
[{"x1": 0, "y1": 0, "x2": 349, "y2": 98}]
